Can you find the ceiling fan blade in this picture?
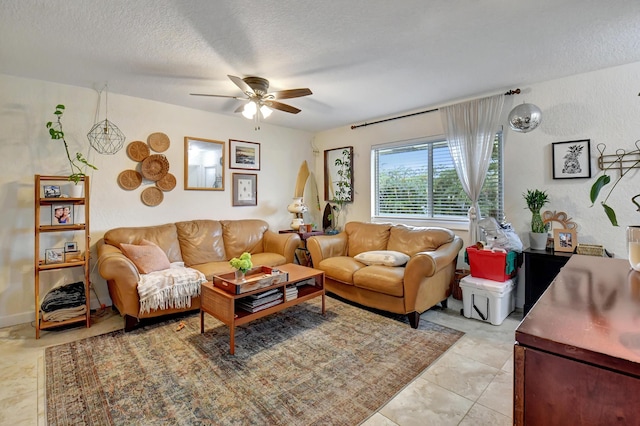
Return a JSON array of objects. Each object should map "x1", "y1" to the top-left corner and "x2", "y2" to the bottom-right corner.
[
  {"x1": 264, "y1": 100, "x2": 301, "y2": 114},
  {"x1": 269, "y1": 88, "x2": 313, "y2": 100},
  {"x1": 228, "y1": 75, "x2": 254, "y2": 96},
  {"x1": 190, "y1": 93, "x2": 244, "y2": 99},
  {"x1": 234, "y1": 104, "x2": 245, "y2": 113}
]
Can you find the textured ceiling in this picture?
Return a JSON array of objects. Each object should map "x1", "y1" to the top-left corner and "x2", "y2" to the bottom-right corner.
[{"x1": 2, "y1": 0, "x2": 640, "y2": 132}]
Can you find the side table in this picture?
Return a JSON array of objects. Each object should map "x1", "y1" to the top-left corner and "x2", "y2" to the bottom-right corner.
[{"x1": 279, "y1": 229, "x2": 325, "y2": 267}]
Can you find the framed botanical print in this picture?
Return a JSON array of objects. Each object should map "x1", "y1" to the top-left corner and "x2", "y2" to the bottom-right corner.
[
  {"x1": 552, "y1": 139, "x2": 591, "y2": 179},
  {"x1": 229, "y1": 139, "x2": 260, "y2": 170},
  {"x1": 232, "y1": 173, "x2": 257, "y2": 206}
]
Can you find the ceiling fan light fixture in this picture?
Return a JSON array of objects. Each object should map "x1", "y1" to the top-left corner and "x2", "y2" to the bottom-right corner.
[
  {"x1": 260, "y1": 105, "x2": 272, "y2": 119},
  {"x1": 242, "y1": 101, "x2": 257, "y2": 119}
]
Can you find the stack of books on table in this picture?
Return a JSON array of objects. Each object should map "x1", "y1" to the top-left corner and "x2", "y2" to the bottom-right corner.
[
  {"x1": 285, "y1": 285, "x2": 298, "y2": 301},
  {"x1": 236, "y1": 289, "x2": 283, "y2": 313}
]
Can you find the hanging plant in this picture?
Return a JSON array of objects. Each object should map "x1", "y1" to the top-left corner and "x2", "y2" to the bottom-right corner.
[{"x1": 46, "y1": 104, "x2": 98, "y2": 184}]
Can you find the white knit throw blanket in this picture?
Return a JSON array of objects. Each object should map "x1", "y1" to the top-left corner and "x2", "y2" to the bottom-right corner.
[{"x1": 137, "y1": 262, "x2": 206, "y2": 315}]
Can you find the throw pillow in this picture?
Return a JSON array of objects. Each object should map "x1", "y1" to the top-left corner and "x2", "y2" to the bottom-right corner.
[
  {"x1": 354, "y1": 250, "x2": 410, "y2": 267},
  {"x1": 121, "y1": 239, "x2": 171, "y2": 274}
]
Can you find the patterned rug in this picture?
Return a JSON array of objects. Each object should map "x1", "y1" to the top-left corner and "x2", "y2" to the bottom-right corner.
[{"x1": 46, "y1": 297, "x2": 463, "y2": 425}]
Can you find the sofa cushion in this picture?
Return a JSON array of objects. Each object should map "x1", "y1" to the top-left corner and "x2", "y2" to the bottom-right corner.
[
  {"x1": 354, "y1": 250, "x2": 410, "y2": 266},
  {"x1": 221, "y1": 219, "x2": 268, "y2": 259},
  {"x1": 345, "y1": 222, "x2": 392, "y2": 257},
  {"x1": 176, "y1": 220, "x2": 226, "y2": 266},
  {"x1": 316, "y1": 256, "x2": 363, "y2": 284},
  {"x1": 104, "y1": 223, "x2": 183, "y2": 263},
  {"x1": 353, "y1": 266, "x2": 405, "y2": 297},
  {"x1": 387, "y1": 224, "x2": 455, "y2": 256},
  {"x1": 120, "y1": 239, "x2": 171, "y2": 274}
]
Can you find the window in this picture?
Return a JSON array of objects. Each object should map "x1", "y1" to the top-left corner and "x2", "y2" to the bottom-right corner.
[{"x1": 373, "y1": 133, "x2": 503, "y2": 221}]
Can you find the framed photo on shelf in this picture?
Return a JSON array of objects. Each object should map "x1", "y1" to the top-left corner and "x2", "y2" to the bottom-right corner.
[
  {"x1": 45, "y1": 248, "x2": 64, "y2": 264},
  {"x1": 554, "y1": 228, "x2": 577, "y2": 253},
  {"x1": 229, "y1": 139, "x2": 260, "y2": 170},
  {"x1": 43, "y1": 185, "x2": 61, "y2": 198},
  {"x1": 64, "y1": 241, "x2": 78, "y2": 252},
  {"x1": 552, "y1": 139, "x2": 591, "y2": 179},
  {"x1": 232, "y1": 173, "x2": 257, "y2": 206},
  {"x1": 51, "y1": 205, "x2": 73, "y2": 225}
]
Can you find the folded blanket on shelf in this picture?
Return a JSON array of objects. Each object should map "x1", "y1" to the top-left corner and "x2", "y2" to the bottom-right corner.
[
  {"x1": 40, "y1": 281, "x2": 86, "y2": 313},
  {"x1": 42, "y1": 305, "x2": 87, "y2": 322},
  {"x1": 137, "y1": 262, "x2": 206, "y2": 315}
]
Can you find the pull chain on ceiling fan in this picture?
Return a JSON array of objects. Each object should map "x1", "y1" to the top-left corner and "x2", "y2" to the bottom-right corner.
[{"x1": 191, "y1": 75, "x2": 312, "y2": 130}]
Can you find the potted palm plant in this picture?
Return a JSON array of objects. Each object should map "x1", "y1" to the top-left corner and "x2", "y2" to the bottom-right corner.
[{"x1": 523, "y1": 189, "x2": 550, "y2": 250}]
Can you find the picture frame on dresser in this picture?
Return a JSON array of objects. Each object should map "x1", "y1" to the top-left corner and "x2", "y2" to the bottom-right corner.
[
  {"x1": 43, "y1": 185, "x2": 61, "y2": 198},
  {"x1": 45, "y1": 248, "x2": 64, "y2": 264},
  {"x1": 554, "y1": 228, "x2": 577, "y2": 253}
]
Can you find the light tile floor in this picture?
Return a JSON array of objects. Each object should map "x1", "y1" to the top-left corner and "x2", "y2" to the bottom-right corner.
[{"x1": 0, "y1": 297, "x2": 520, "y2": 425}]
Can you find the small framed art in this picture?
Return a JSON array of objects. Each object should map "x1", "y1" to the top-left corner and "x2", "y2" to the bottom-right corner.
[
  {"x1": 43, "y1": 185, "x2": 61, "y2": 198},
  {"x1": 229, "y1": 139, "x2": 260, "y2": 170},
  {"x1": 64, "y1": 241, "x2": 78, "y2": 252},
  {"x1": 554, "y1": 228, "x2": 577, "y2": 253},
  {"x1": 45, "y1": 248, "x2": 65, "y2": 264},
  {"x1": 232, "y1": 173, "x2": 257, "y2": 206},
  {"x1": 552, "y1": 139, "x2": 591, "y2": 179},
  {"x1": 51, "y1": 205, "x2": 73, "y2": 225}
]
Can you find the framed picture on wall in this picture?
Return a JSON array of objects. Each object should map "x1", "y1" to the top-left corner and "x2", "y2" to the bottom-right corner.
[
  {"x1": 552, "y1": 139, "x2": 591, "y2": 179},
  {"x1": 229, "y1": 139, "x2": 260, "y2": 170},
  {"x1": 232, "y1": 173, "x2": 257, "y2": 206}
]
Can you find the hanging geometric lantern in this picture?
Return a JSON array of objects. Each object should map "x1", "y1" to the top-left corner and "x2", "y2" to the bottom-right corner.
[
  {"x1": 87, "y1": 85, "x2": 126, "y2": 154},
  {"x1": 508, "y1": 102, "x2": 542, "y2": 133}
]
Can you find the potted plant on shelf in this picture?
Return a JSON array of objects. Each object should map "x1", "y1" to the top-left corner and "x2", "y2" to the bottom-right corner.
[
  {"x1": 229, "y1": 252, "x2": 252, "y2": 282},
  {"x1": 523, "y1": 189, "x2": 550, "y2": 250},
  {"x1": 46, "y1": 104, "x2": 97, "y2": 194}
]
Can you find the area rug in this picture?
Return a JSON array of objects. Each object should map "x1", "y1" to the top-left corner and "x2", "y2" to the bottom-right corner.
[{"x1": 46, "y1": 298, "x2": 463, "y2": 425}]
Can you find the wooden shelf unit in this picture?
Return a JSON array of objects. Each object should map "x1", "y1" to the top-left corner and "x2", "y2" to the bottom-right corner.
[
  {"x1": 34, "y1": 175, "x2": 91, "y2": 338},
  {"x1": 200, "y1": 263, "x2": 325, "y2": 354}
]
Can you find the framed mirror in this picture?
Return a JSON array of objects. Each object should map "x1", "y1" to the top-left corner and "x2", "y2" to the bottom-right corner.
[
  {"x1": 324, "y1": 146, "x2": 353, "y2": 202},
  {"x1": 184, "y1": 137, "x2": 225, "y2": 190}
]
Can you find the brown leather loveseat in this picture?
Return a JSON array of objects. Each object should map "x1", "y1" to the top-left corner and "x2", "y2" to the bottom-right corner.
[
  {"x1": 307, "y1": 221, "x2": 463, "y2": 328},
  {"x1": 97, "y1": 219, "x2": 300, "y2": 330}
]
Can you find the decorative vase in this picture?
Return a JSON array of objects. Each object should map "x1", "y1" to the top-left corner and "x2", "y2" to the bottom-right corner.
[
  {"x1": 66, "y1": 183, "x2": 83, "y2": 198},
  {"x1": 291, "y1": 217, "x2": 304, "y2": 230},
  {"x1": 234, "y1": 270, "x2": 246, "y2": 282},
  {"x1": 287, "y1": 197, "x2": 307, "y2": 214},
  {"x1": 627, "y1": 226, "x2": 640, "y2": 271},
  {"x1": 529, "y1": 232, "x2": 548, "y2": 250}
]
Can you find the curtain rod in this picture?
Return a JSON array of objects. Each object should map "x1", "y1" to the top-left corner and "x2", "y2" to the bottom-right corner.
[{"x1": 350, "y1": 88, "x2": 521, "y2": 130}]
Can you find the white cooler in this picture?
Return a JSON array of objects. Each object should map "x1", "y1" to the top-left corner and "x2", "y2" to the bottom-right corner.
[{"x1": 459, "y1": 275, "x2": 516, "y2": 325}]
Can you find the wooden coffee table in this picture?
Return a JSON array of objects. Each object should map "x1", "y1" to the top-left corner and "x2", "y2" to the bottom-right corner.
[{"x1": 200, "y1": 263, "x2": 325, "y2": 354}]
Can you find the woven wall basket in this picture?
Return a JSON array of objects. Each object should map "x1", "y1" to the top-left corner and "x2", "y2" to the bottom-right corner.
[
  {"x1": 148, "y1": 132, "x2": 170, "y2": 153},
  {"x1": 126, "y1": 141, "x2": 150, "y2": 162},
  {"x1": 156, "y1": 173, "x2": 176, "y2": 191},
  {"x1": 141, "y1": 187, "x2": 164, "y2": 206},
  {"x1": 141, "y1": 154, "x2": 170, "y2": 181},
  {"x1": 117, "y1": 169, "x2": 142, "y2": 190}
]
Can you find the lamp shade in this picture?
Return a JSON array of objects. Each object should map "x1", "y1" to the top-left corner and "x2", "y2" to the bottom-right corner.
[
  {"x1": 508, "y1": 103, "x2": 542, "y2": 133},
  {"x1": 242, "y1": 101, "x2": 257, "y2": 119}
]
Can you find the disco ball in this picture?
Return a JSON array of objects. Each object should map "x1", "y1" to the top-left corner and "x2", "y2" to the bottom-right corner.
[{"x1": 508, "y1": 103, "x2": 542, "y2": 133}]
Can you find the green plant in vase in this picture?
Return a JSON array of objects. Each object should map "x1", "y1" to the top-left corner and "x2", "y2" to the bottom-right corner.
[
  {"x1": 328, "y1": 148, "x2": 352, "y2": 231},
  {"x1": 46, "y1": 104, "x2": 97, "y2": 185},
  {"x1": 229, "y1": 252, "x2": 252, "y2": 280},
  {"x1": 523, "y1": 189, "x2": 550, "y2": 250}
]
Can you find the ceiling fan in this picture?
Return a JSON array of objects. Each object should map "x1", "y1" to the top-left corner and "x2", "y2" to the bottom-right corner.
[{"x1": 190, "y1": 75, "x2": 312, "y2": 125}]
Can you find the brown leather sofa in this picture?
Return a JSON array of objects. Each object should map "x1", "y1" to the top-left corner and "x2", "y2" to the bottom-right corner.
[
  {"x1": 97, "y1": 219, "x2": 300, "y2": 330},
  {"x1": 306, "y1": 222, "x2": 463, "y2": 328}
]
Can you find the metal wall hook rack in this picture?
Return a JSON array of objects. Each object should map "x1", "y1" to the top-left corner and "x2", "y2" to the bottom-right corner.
[{"x1": 596, "y1": 141, "x2": 640, "y2": 174}]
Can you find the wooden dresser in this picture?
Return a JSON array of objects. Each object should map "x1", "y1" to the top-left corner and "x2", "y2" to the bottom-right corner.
[{"x1": 514, "y1": 255, "x2": 640, "y2": 425}]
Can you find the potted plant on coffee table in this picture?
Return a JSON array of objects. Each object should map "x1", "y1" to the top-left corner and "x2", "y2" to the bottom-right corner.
[
  {"x1": 229, "y1": 252, "x2": 252, "y2": 282},
  {"x1": 523, "y1": 189, "x2": 550, "y2": 250}
]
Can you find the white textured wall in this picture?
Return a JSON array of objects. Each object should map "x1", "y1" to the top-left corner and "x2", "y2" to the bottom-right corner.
[
  {"x1": 0, "y1": 74, "x2": 313, "y2": 327},
  {"x1": 313, "y1": 61, "x2": 640, "y2": 308}
]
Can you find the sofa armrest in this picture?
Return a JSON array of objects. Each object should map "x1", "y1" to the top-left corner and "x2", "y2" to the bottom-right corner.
[
  {"x1": 403, "y1": 235, "x2": 464, "y2": 295},
  {"x1": 306, "y1": 233, "x2": 348, "y2": 265},
  {"x1": 263, "y1": 230, "x2": 301, "y2": 264},
  {"x1": 97, "y1": 239, "x2": 141, "y2": 305}
]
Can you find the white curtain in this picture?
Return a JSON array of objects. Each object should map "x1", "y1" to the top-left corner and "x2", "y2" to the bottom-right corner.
[{"x1": 440, "y1": 94, "x2": 505, "y2": 244}]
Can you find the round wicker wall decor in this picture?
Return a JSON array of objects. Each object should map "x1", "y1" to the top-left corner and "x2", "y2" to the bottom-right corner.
[
  {"x1": 117, "y1": 169, "x2": 142, "y2": 190},
  {"x1": 141, "y1": 187, "x2": 164, "y2": 206},
  {"x1": 141, "y1": 154, "x2": 170, "y2": 181},
  {"x1": 126, "y1": 141, "x2": 150, "y2": 162},
  {"x1": 148, "y1": 132, "x2": 170, "y2": 152}
]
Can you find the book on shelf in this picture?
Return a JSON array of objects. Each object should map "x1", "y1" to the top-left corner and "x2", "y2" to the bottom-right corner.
[
  {"x1": 238, "y1": 291, "x2": 283, "y2": 308},
  {"x1": 247, "y1": 288, "x2": 280, "y2": 300},
  {"x1": 237, "y1": 297, "x2": 283, "y2": 313},
  {"x1": 295, "y1": 277, "x2": 316, "y2": 287},
  {"x1": 285, "y1": 285, "x2": 298, "y2": 301}
]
